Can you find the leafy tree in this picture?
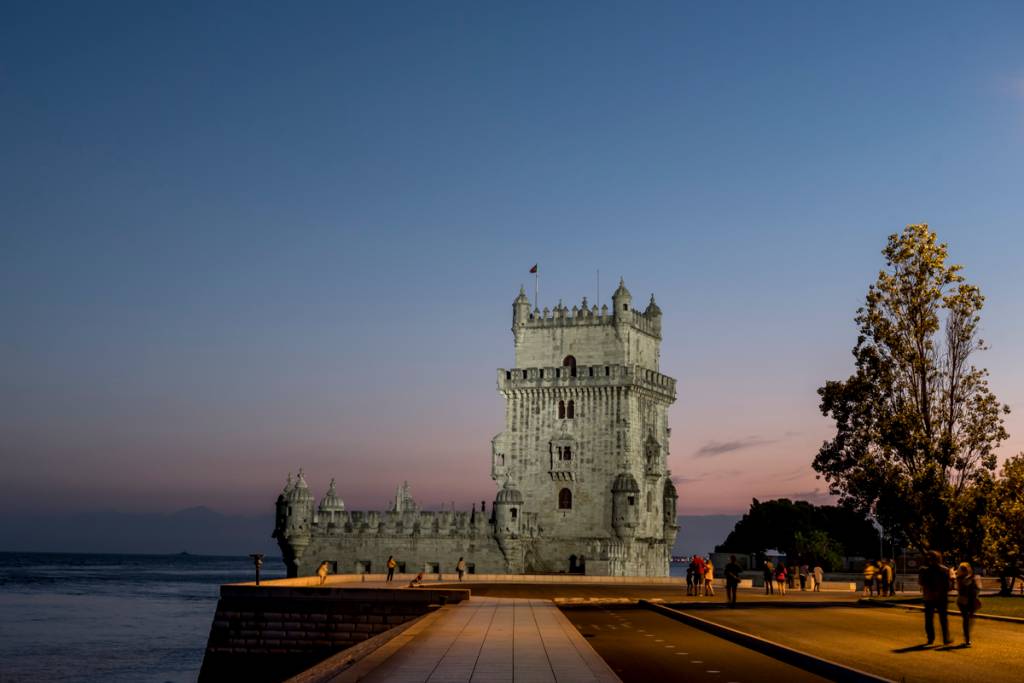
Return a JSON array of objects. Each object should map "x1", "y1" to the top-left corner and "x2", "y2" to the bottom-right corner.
[
  {"x1": 982, "y1": 454, "x2": 1024, "y2": 594},
  {"x1": 716, "y1": 497, "x2": 878, "y2": 562},
  {"x1": 814, "y1": 225, "x2": 1009, "y2": 553},
  {"x1": 793, "y1": 530, "x2": 844, "y2": 571}
]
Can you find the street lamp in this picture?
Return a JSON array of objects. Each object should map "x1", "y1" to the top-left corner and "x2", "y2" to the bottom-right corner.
[{"x1": 250, "y1": 553, "x2": 264, "y2": 585}]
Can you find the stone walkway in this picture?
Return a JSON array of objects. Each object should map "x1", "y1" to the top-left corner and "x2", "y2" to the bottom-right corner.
[{"x1": 356, "y1": 597, "x2": 620, "y2": 683}]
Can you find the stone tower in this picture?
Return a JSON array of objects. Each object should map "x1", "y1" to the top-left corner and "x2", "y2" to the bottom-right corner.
[{"x1": 492, "y1": 279, "x2": 678, "y2": 575}]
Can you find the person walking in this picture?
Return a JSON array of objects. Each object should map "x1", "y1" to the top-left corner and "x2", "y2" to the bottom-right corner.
[
  {"x1": 725, "y1": 555, "x2": 742, "y2": 607},
  {"x1": 704, "y1": 558, "x2": 715, "y2": 597},
  {"x1": 763, "y1": 559, "x2": 774, "y2": 595},
  {"x1": 316, "y1": 561, "x2": 330, "y2": 586},
  {"x1": 386, "y1": 555, "x2": 397, "y2": 583},
  {"x1": 813, "y1": 565, "x2": 824, "y2": 592},
  {"x1": 800, "y1": 564, "x2": 809, "y2": 591},
  {"x1": 919, "y1": 550, "x2": 953, "y2": 645},
  {"x1": 456, "y1": 557, "x2": 467, "y2": 582},
  {"x1": 686, "y1": 559, "x2": 696, "y2": 596},
  {"x1": 956, "y1": 562, "x2": 982, "y2": 647}
]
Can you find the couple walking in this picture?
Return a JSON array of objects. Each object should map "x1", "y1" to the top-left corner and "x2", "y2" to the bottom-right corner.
[{"x1": 920, "y1": 550, "x2": 982, "y2": 647}]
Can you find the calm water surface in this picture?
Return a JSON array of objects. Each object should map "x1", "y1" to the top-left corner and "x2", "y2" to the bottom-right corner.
[{"x1": 0, "y1": 552, "x2": 284, "y2": 682}]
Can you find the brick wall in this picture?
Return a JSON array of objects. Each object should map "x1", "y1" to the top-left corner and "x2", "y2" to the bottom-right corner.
[{"x1": 198, "y1": 585, "x2": 469, "y2": 682}]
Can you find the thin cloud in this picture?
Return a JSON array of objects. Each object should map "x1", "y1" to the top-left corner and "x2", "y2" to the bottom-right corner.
[{"x1": 693, "y1": 436, "x2": 776, "y2": 458}]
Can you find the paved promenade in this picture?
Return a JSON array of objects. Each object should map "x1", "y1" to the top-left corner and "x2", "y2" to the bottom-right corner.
[
  {"x1": 352, "y1": 597, "x2": 619, "y2": 683},
  {"x1": 692, "y1": 604, "x2": 1024, "y2": 683}
]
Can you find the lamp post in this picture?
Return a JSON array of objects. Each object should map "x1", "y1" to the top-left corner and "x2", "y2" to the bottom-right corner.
[{"x1": 250, "y1": 553, "x2": 264, "y2": 586}]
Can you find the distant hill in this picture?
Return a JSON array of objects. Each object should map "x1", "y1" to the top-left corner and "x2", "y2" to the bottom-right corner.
[
  {"x1": 0, "y1": 506, "x2": 278, "y2": 556},
  {"x1": 673, "y1": 514, "x2": 742, "y2": 559}
]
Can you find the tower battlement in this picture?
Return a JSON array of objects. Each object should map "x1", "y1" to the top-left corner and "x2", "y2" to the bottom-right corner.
[{"x1": 498, "y1": 364, "x2": 676, "y2": 400}]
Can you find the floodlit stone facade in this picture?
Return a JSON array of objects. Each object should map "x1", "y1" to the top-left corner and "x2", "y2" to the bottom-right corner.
[{"x1": 273, "y1": 279, "x2": 678, "y2": 577}]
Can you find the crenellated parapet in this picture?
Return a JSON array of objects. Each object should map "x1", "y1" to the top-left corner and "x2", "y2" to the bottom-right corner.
[{"x1": 497, "y1": 363, "x2": 676, "y2": 401}]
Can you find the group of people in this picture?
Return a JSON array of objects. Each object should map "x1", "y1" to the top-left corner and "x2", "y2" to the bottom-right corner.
[
  {"x1": 383, "y1": 555, "x2": 469, "y2": 585},
  {"x1": 685, "y1": 555, "x2": 716, "y2": 596},
  {"x1": 761, "y1": 560, "x2": 824, "y2": 595},
  {"x1": 919, "y1": 550, "x2": 982, "y2": 648},
  {"x1": 862, "y1": 558, "x2": 897, "y2": 597}
]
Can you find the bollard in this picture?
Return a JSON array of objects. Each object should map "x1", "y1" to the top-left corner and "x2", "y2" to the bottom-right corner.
[{"x1": 249, "y1": 553, "x2": 264, "y2": 586}]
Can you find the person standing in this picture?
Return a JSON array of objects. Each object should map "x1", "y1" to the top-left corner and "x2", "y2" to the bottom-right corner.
[
  {"x1": 725, "y1": 555, "x2": 742, "y2": 607},
  {"x1": 863, "y1": 561, "x2": 877, "y2": 597},
  {"x1": 956, "y1": 562, "x2": 982, "y2": 647},
  {"x1": 919, "y1": 550, "x2": 953, "y2": 645},
  {"x1": 686, "y1": 559, "x2": 696, "y2": 596},
  {"x1": 800, "y1": 564, "x2": 809, "y2": 591},
  {"x1": 386, "y1": 555, "x2": 397, "y2": 583},
  {"x1": 694, "y1": 555, "x2": 706, "y2": 596},
  {"x1": 775, "y1": 562, "x2": 787, "y2": 596},
  {"x1": 763, "y1": 559, "x2": 774, "y2": 595},
  {"x1": 704, "y1": 558, "x2": 715, "y2": 597},
  {"x1": 813, "y1": 565, "x2": 824, "y2": 592},
  {"x1": 456, "y1": 557, "x2": 467, "y2": 582}
]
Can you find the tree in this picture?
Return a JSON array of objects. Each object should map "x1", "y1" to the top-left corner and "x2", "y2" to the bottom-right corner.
[
  {"x1": 982, "y1": 454, "x2": 1024, "y2": 594},
  {"x1": 716, "y1": 497, "x2": 878, "y2": 564},
  {"x1": 814, "y1": 224, "x2": 1009, "y2": 554}
]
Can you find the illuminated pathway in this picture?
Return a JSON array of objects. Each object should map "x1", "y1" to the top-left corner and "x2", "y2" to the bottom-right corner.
[{"x1": 563, "y1": 605, "x2": 830, "y2": 683}]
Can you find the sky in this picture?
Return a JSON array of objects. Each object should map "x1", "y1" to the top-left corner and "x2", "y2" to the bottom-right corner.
[{"x1": 2, "y1": 1, "x2": 1023, "y2": 522}]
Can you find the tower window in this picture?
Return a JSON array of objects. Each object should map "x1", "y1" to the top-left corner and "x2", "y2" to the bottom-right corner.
[
  {"x1": 563, "y1": 446, "x2": 572, "y2": 460},
  {"x1": 567, "y1": 400, "x2": 575, "y2": 419},
  {"x1": 589, "y1": 367, "x2": 594, "y2": 377},
  {"x1": 522, "y1": 370, "x2": 527, "y2": 379},
  {"x1": 511, "y1": 508, "x2": 518, "y2": 519},
  {"x1": 558, "y1": 488, "x2": 573, "y2": 510},
  {"x1": 506, "y1": 371, "x2": 511, "y2": 379},
  {"x1": 558, "y1": 400, "x2": 566, "y2": 419},
  {"x1": 627, "y1": 496, "x2": 635, "y2": 506},
  {"x1": 562, "y1": 355, "x2": 577, "y2": 377},
  {"x1": 623, "y1": 304, "x2": 628, "y2": 311}
]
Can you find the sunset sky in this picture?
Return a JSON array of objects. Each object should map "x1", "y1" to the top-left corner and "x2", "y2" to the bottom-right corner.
[{"x1": 3, "y1": 2, "x2": 1023, "y2": 521}]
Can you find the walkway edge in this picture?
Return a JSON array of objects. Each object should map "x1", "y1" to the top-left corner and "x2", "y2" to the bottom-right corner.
[
  {"x1": 285, "y1": 604, "x2": 451, "y2": 683},
  {"x1": 639, "y1": 600, "x2": 894, "y2": 683},
  {"x1": 861, "y1": 599, "x2": 1024, "y2": 625}
]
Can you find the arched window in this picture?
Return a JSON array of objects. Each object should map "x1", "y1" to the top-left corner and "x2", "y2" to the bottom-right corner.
[
  {"x1": 558, "y1": 400, "x2": 566, "y2": 419},
  {"x1": 563, "y1": 355, "x2": 577, "y2": 377},
  {"x1": 558, "y1": 488, "x2": 573, "y2": 510},
  {"x1": 567, "y1": 400, "x2": 575, "y2": 419},
  {"x1": 563, "y1": 446, "x2": 572, "y2": 461}
]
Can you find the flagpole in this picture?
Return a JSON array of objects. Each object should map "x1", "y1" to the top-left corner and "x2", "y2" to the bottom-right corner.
[
  {"x1": 534, "y1": 267, "x2": 539, "y2": 310},
  {"x1": 597, "y1": 269, "x2": 600, "y2": 306}
]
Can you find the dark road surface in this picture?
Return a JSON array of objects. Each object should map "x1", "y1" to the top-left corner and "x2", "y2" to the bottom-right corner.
[{"x1": 561, "y1": 605, "x2": 830, "y2": 683}]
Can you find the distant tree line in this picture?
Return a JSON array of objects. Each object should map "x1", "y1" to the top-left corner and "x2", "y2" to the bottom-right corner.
[{"x1": 715, "y1": 498, "x2": 878, "y2": 571}]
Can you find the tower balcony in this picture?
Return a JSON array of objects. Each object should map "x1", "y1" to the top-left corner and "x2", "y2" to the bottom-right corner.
[{"x1": 497, "y1": 364, "x2": 676, "y2": 402}]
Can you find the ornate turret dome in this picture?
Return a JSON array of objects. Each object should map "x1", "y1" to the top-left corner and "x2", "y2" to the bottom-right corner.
[
  {"x1": 644, "y1": 294, "x2": 662, "y2": 317},
  {"x1": 319, "y1": 478, "x2": 345, "y2": 512},
  {"x1": 612, "y1": 277, "x2": 632, "y2": 301},
  {"x1": 495, "y1": 480, "x2": 524, "y2": 504},
  {"x1": 288, "y1": 469, "x2": 314, "y2": 503},
  {"x1": 612, "y1": 472, "x2": 640, "y2": 493},
  {"x1": 513, "y1": 286, "x2": 530, "y2": 306},
  {"x1": 663, "y1": 477, "x2": 678, "y2": 499}
]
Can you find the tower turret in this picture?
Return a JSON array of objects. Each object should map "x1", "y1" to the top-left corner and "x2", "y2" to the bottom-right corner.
[
  {"x1": 612, "y1": 278, "x2": 633, "y2": 323},
  {"x1": 493, "y1": 480, "x2": 524, "y2": 537},
  {"x1": 611, "y1": 472, "x2": 641, "y2": 538},
  {"x1": 644, "y1": 294, "x2": 662, "y2": 336},
  {"x1": 512, "y1": 286, "x2": 531, "y2": 335},
  {"x1": 318, "y1": 477, "x2": 345, "y2": 525}
]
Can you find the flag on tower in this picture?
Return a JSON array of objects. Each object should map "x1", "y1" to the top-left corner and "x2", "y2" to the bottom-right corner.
[{"x1": 529, "y1": 264, "x2": 538, "y2": 273}]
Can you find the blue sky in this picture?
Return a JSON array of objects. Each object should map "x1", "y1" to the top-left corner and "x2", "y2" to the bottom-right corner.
[{"x1": 2, "y1": 1, "x2": 1022, "y2": 517}]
